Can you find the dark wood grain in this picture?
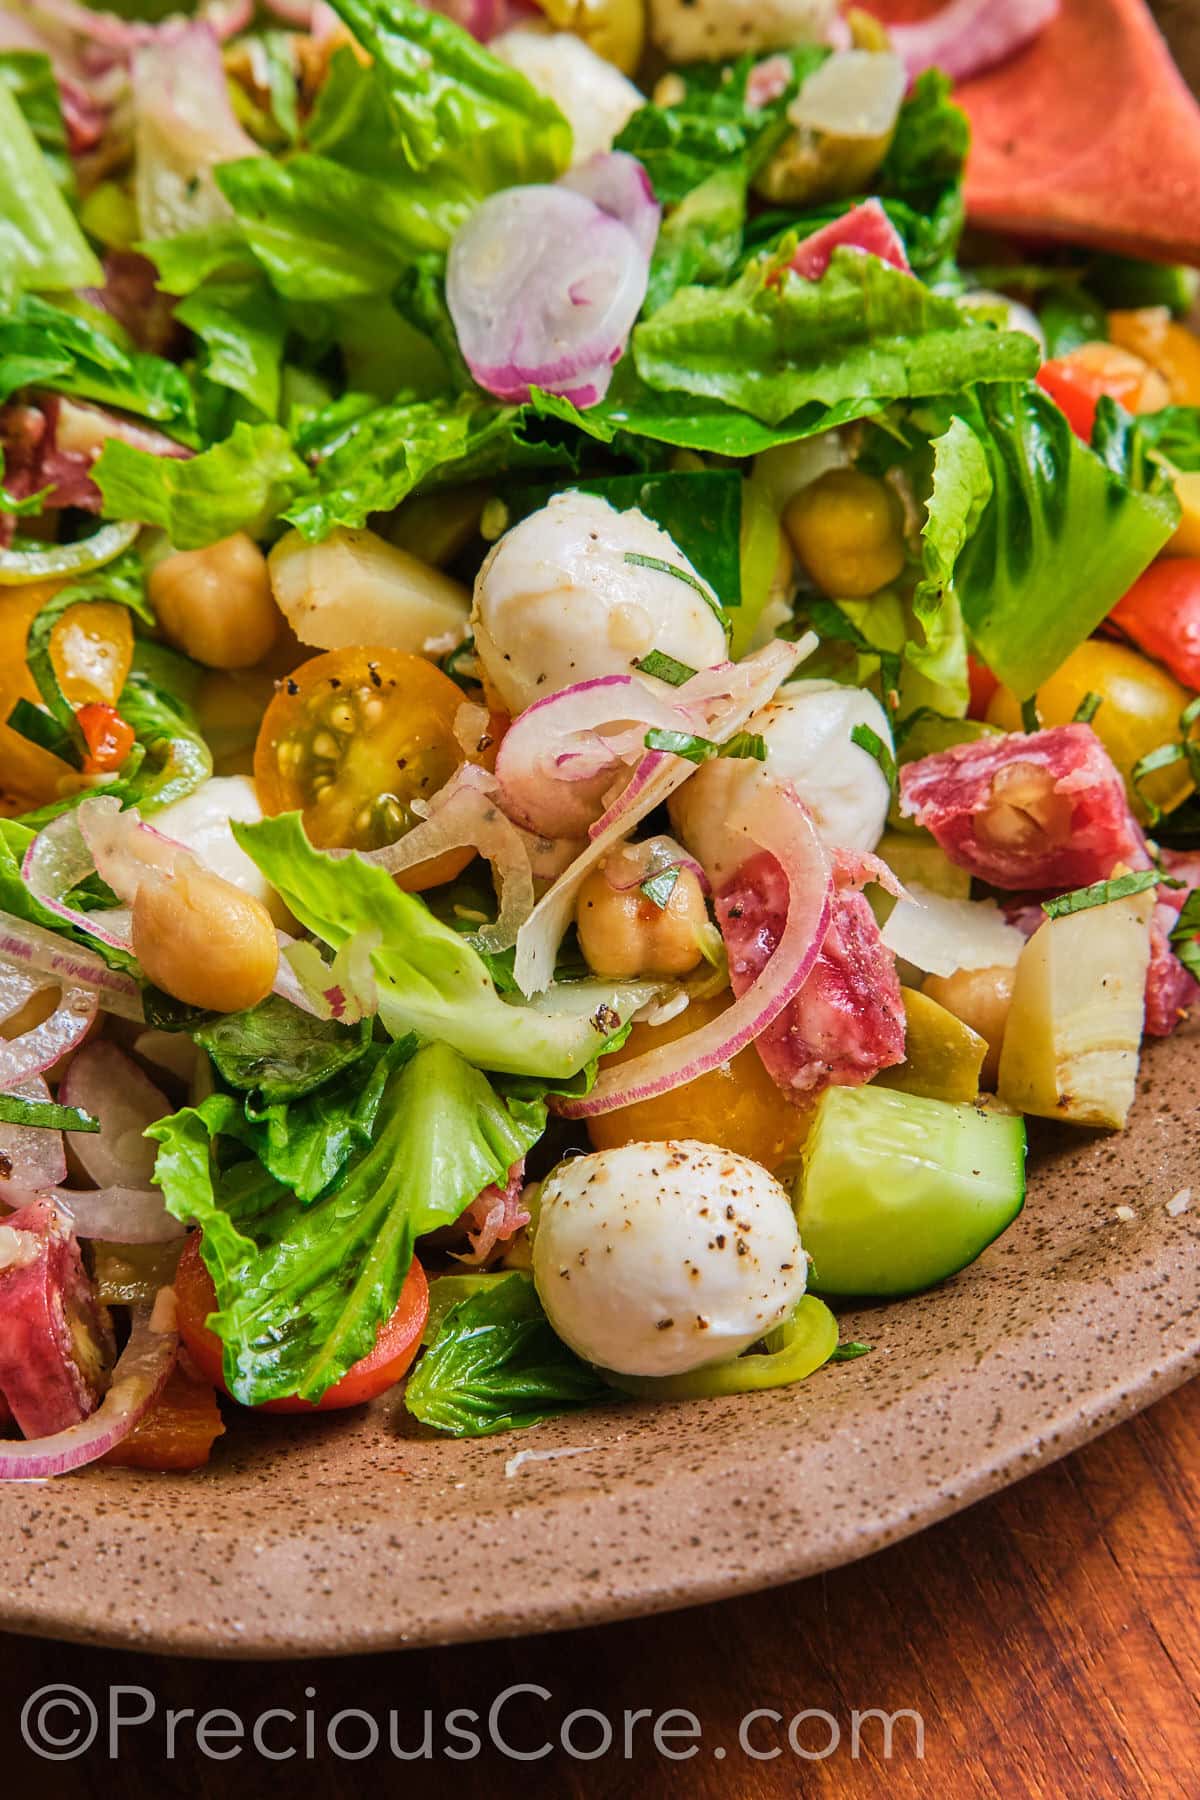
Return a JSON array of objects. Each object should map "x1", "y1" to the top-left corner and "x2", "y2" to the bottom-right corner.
[{"x1": 2, "y1": 1376, "x2": 1197, "y2": 1795}]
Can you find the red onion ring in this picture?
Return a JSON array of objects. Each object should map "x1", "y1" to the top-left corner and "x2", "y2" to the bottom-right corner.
[
  {"x1": 52, "y1": 1185, "x2": 185, "y2": 1244},
  {"x1": 58, "y1": 1041, "x2": 170, "y2": 1191},
  {"x1": 447, "y1": 183, "x2": 651, "y2": 407},
  {"x1": 0, "y1": 965, "x2": 51, "y2": 1029},
  {"x1": 494, "y1": 673, "x2": 699, "y2": 840},
  {"x1": 513, "y1": 639, "x2": 810, "y2": 996},
  {"x1": 556, "y1": 782, "x2": 833, "y2": 1118},
  {"x1": 0, "y1": 986, "x2": 96, "y2": 1087},
  {"x1": 21, "y1": 809, "x2": 133, "y2": 953},
  {"x1": 560, "y1": 151, "x2": 662, "y2": 262},
  {"x1": 0, "y1": 913, "x2": 143, "y2": 1020},
  {"x1": 0, "y1": 1077, "x2": 67, "y2": 1189},
  {"x1": 886, "y1": 0, "x2": 1059, "y2": 83},
  {"x1": 0, "y1": 1293, "x2": 178, "y2": 1479}
]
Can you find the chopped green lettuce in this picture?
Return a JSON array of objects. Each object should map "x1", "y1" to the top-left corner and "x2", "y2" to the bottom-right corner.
[
  {"x1": 0, "y1": 295, "x2": 194, "y2": 427},
  {"x1": 196, "y1": 995, "x2": 375, "y2": 1104},
  {"x1": 94, "y1": 420, "x2": 311, "y2": 548},
  {"x1": 149, "y1": 1041, "x2": 546, "y2": 1404},
  {"x1": 233, "y1": 811, "x2": 633, "y2": 1079},
  {"x1": 645, "y1": 166, "x2": 749, "y2": 315},
  {"x1": 0, "y1": 51, "x2": 71, "y2": 191},
  {"x1": 633, "y1": 249, "x2": 1040, "y2": 428},
  {"x1": 908, "y1": 414, "x2": 993, "y2": 716},
  {"x1": 0, "y1": 82, "x2": 100, "y2": 300},
  {"x1": 173, "y1": 278, "x2": 286, "y2": 420},
  {"x1": 405, "y1": 1271, "x2": 609, "y2": 1436}
]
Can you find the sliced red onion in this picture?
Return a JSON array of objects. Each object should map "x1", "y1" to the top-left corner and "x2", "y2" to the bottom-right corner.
[
  {"x1": 361, "y1": 764, "x2": 535, "y2": 954},
  {"x1": 788, "y1": 199, "x2": 911, "y2": 282},
  {"x1": 560, "y1": 151, "x2": 661, "y2": 262},
  {"x1": 0, "y1": 965, "x2": 51, "y2": 1030},
  {"x1": 58, "y1": 1042, "x2": 170, "y2": 1190},
  {"x1": 74, "y1": 793, "x2": 191, "y2": 900},
  {"x1": 513, "y1": 639, "x2": 810, "y2": 996},
  {"x1": 21, "y1": 809, "x2": 133, "y2": 953},
  {"x1": 0, "y1": 1294, "x2": 177, "y2": 1480},
  {"x1": 0, "y1": 987, "x2": 96, "y2": 1087},
  {"x1": 270, "y1": 937, "x2": 324, "y2": 1018},
  {"x1": 602, "y1": 835, "x2": 709, "y2": 896},
  {"x1": 133, "y1": 21, "x2": 261, "y2": 241},
  {"x1": 447, "y1": 185, "x2": 650, "y2": 407},
  {"x1": 0, "y1": 912, "x2": 143, "y2": 1020},
  {"x1": 52, "y1": 1185, "x2": 185, "y2": 1244},
  {"x1": 0, "y1": 1077, "x2": 67, "y2": 1189},
  {"x1": 557, "y1": 782, "x2": 833, "y2": 1118},
  {"x1": 494, "y1": 673, "x2": 695, "y2": 840},
  {"x1": 887, "y1": 0, "x2": 1059, "y2": 83}
]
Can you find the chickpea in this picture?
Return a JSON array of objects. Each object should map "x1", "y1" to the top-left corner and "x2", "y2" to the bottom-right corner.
[
  {"x1": 149, "y1": 533, "x2": 280, "y2": 670},
  {"x1": 132, "y1": 868, "x2": 278, "y2": 1013},
  {"x1": 976, "y1": 762, "x2": 1073, "y2": 854},
  {"x1": 923, "y1": 964, "x2": 1016, "y2": 1089},
  {"x1": 784, "y1": 468, "x2": 906, "y2": 599},
  {"x1": 575, "y1": 863, "x2": 709, "y2": 980}
]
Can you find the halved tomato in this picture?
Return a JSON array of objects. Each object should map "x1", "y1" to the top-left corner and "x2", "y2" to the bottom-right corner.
[
  {"x1": 174, "y1": 1234, "x2": 429, "y2": 1413},
  {"x1": 253, "y1": 646, "x2": 472, "y2": 888}
]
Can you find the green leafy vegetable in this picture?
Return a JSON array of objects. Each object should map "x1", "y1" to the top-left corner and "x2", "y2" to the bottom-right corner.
[
  {"x1": 245, "y1": 1036, "x2": 417, "y2": 1204},
  {"x1": 0, "y1": 1091, "x2": 99, "y2": 1133},
  {"x1": 644, "y1": 726, "x2": 766, "y2": 763},
  {"x1": 1169, "y1": 890, "x2": 1200, "y2": 981},
  {"x1": 640, "y1": 867, "x2": 679, "y2": 909},
  {"x1": 829, "y1": 1339, "x2": 873, "y2": 1362},
  {"x1": 634, "y1": 649, "x2": 697, "y2": 686},
  {"x1": 850, "y1": 722, "x2": 897, "y2": 791},
  {"x1": 0, "y1": 295, "x2": 194, "y2": 427},
  {"x1": 1041, "y1": 869, "x2": 1167, "y2": 919},
  {"x1": 173, "y1": 278, "x2": 286, "y2": 420},
  {"x1": 646, "y1": 167, "x2": 749, "y2": 314},
  {"x1": 1073, "y1": 691, "x2": 1103, "y2": 724},
  {"x1": 633, "y1": 249, "x2": 1040, "y2": 429},
  {"x1": 94, "y1": 420, "x2": 311, "y2": 549},
  {"x1": 0, "y1": 82, "x2": 100, "y2": 300},
  {"x1": 405, "y1": 1271, "x2": 610, "y2": 1436},
  {"x1": 0, "y1": 51, "x2": 71, "y2": 191},
  {"x1": 909, "y1": 413, "x2": 992, "y2": 717},
  {"x1": 150, "y1": 1041, "x2": 545, "y2": 1405},
  {"x1": 196, "y1": 995, "x2": 375, "y2": 1104},
  {"x1": 623, "y1": 549, "x2": 727, "y2": 630},
  {"x1": 233, "y1": 811, "x2": 634, "y2": 1079}
]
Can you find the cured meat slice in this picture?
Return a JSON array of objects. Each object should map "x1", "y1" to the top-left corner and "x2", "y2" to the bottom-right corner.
[
  {"x1": 0, "y1": 1198, "x2": 114, "y2": 1438},
  {"x1": 899, "y1": 725, "x2": 1148, "y2": 891},
  {"x1": 718, "y1": 850, "x2": 905, "y2": 1099}
]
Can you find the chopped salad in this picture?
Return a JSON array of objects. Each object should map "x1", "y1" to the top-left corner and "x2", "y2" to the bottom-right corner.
[{"x1": 0, "y1": 0, "x2": 1198, "y2": 1475}]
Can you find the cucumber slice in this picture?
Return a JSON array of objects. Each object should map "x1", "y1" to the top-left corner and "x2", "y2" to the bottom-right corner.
[{"x1": 794, "y1": 1086, "x2": 1027, "y2": 1297}]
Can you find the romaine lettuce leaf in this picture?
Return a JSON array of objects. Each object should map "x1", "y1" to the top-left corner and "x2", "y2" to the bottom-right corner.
[
  {"x1": 645, "y1": 166, "x2": 748, "y2": 315},
  {"x1": 908, "y1": 414, "x2": 992, "y2": 716},
  {"x1": 173, "y1": 277, "x2": 285, "y2": 420},
  {"x1": 0, "y1": 82, "x2": 100, "y2": 300},
  {"x1": 633, "y1": 248, "x2": 1040, "y2": 428},
  {"x1": 94, "y1": 420, "x2": 311, "y2": 548},
  {"x1": 927, "y1": 384, "x2": 1180, "y2": 699},
  {"x1": 0, "y1": 295, "x2": 195, "y2": 428},
  {"x1": 328, "y1": 0, "x2": 571, "y2": 195},
  {"x1": 243, "y1": 1037, "x2": 417, "y2": 1204},
  {"x1": 0, "y1": 51, "x2": 71, "y2": 191},
  {"x1": 149, "y1": 1040, "x2": 545, "y2": 1404},
  {"x1": 233, "y1": 811, "x2": 632, "y2": 1079},
  {"x1": 196, "y1": 995, "x2": 375, "y2": 1104},
  {"x1": 405, "y1": 1271, "x2": 610, "y2": 1436}
]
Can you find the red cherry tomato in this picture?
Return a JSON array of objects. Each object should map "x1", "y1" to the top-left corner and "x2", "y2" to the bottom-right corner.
[
  {"x1": 1036, "y1": 342, "x2": 1168, "y2": 441},
  {"x1": 967, "y1": 654, "x2": 999, "y2": 720},
  {"x1": 174, "y1": 1234, "x2": 429, "y2": 1413},
  {"x1": 1109, "y1": 558, "x2": 1200, "y2": 694},
  {"x1": 76, "y1": 702, "x2": 135, "y2": 774}
]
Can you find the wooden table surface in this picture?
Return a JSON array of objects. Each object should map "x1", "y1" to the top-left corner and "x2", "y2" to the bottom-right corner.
[{"x1": 1, "y1": 1372, "x2": 1196, "y2": 1795}]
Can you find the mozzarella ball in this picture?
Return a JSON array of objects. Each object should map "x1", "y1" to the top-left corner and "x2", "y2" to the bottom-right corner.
[
  {"x1": 533, "y1": 1140, "x2": 806, "y2": 1377},
  {"x1": 669, "y1": 679, "x2": 893, "y2": 883},
  {"x1": 491, "y1": 28, "x2": 643, "y2": 164},
  {"x1": 472, "y1": 493, "x2": 729, "y2": 716},
  {"x1": 649, "y1": 0, "x2": 834, "y2": 64},
  {"x1": 153, "y1": 776, "x2": 288, "y2": 926}
]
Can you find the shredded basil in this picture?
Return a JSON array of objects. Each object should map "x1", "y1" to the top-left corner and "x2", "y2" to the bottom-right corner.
[
  {"x1": 850, "y1": 721, "x2": 897, "y2": 792},
  {"x1": 623, "y1": 550, "x2": 729, "y2": 638},
  {"x1": 804, "y1": 599, "x2": 901, "y2": 721},
  {"x1": 634, "y1": 649, "x2": 697, "y2": 687},
  {"x1": 0, "y1": 1091, "x2": 99, "y2": 1133},
  {"x1": 1020, "y1": 694, "x2": 1040, "y2": 733},
  {"x1": 829, "y1": 1340, "x2": 873, "y2": 1362},
  {"x1": 644, "y1": 726, "x2": 766, "y2": 764},
  {"x1": 1041, "y1": 868, "x2": 1169, "y2": 919},
  {"x1": 1170, "y1": 888, "x2": 1200, "y2": 980},
  {"x1": 1072, "y1": 691, "x2": 1103, "y2": 725},
  {"x1": 640, "y1": 867, "x2": 680, "y2": 909}
]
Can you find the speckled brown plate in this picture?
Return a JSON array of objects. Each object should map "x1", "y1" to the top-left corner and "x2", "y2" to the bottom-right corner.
[{"x1": 1, "y1": 1024, "x2": 1197, "y2": 1657}]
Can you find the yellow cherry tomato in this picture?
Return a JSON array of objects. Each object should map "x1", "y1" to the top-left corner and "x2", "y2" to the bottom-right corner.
[
  {"x1": 253, "y1": 646, "x2": 473, "y2": 888},
  {"x1": 1108, "y1": 308, "x2": 1200, "y2": 406},
  {"x1": 538, "y1": 0, "x2": 644, "y2": 75},
  {"x1": 986, "y1": 638, "x2": 1197, "y2": 819},
  {"x1": 0, "y1": 582, "x2": 134, "y2": 813},
  {"x1": 1169, "y1": 471, "x2": 1200, "y2": 557},
  {"x1": 585, "y1": 991, "x2": 814, "y2": 1175}
]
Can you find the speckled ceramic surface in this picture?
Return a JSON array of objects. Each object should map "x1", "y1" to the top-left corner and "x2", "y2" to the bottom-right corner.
[{"x1": 1, "y1": 1021, "x2": 1197, "y2": 1658}]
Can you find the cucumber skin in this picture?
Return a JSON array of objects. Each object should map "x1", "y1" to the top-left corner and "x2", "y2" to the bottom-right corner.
[{"x1": 794, "y1": 1085, "x2": 1027, "y2": 1299}]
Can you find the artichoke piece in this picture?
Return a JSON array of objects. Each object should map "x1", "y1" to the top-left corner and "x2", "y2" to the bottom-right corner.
[{"x1": 877, "y1": 988, "x2": 987, "y2": 1104}]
